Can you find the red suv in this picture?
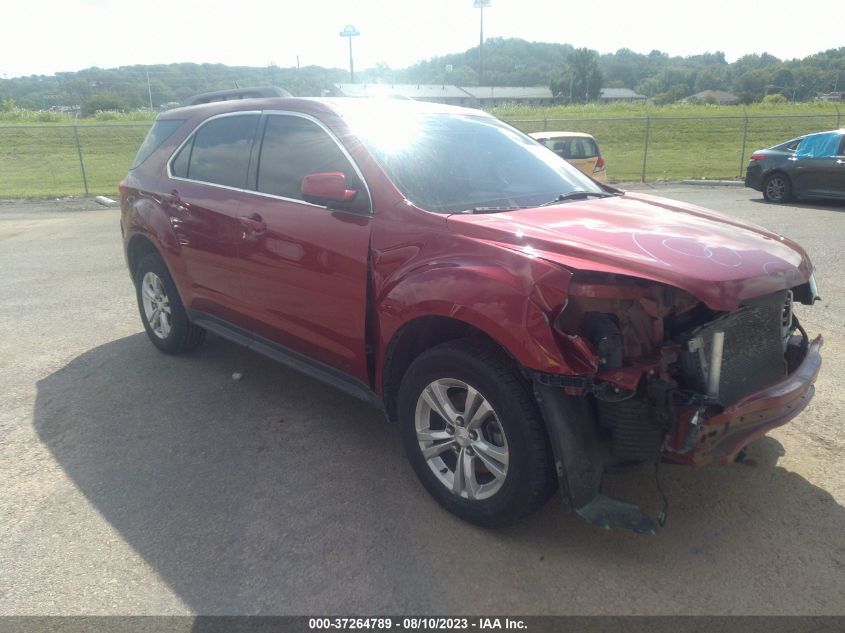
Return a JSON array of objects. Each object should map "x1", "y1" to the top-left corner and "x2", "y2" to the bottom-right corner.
[{"x1": 121, "y1": 95, "x2": 822, "y2": 533}]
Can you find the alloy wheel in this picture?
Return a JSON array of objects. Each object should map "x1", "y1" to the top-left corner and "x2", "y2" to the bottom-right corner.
[
  {"x1": 141, "y1": 271, "x2": 172, "y2": 339},
  {"x1": 414, "y1": 378, "x2": 509, "y2": 501},
  {"x1": 765, "y1": 176, "x2": 787, "y2": 201}
]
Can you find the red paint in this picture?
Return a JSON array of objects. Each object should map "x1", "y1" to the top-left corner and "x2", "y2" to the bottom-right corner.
[
  {"x1": 445, "y1": 191, "x2": 812, "y2": 312},
  {"x1": 666, "y1": 337, "x2": 823, "y2": 466},
  {"x1": 120, "y1": 97, "x2": 821, "y2": 470}
]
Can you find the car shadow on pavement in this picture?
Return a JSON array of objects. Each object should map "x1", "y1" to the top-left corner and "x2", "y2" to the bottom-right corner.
[
  {"x1": 750, "y1": 197, "x2": 845, "y2": 211},
  {"x1": 33, "y1": 334, "x2": 845, "y2": 614}
]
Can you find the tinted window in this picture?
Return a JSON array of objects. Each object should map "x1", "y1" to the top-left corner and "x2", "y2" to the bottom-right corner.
[
  {"x1": 255, "y1": 115, "x2": 363, "y2": 204},
  {"x1": 132, "y1": 119, "x2": 184, "y2": 169},
  {"x1": 170, "y1": 137, "x2": 191, "y2": 178},
  {"x1": 784, "y1": 138, "x2": 802, "y2": 152},
  {"x1": 177, "y1": 114, "x2": 259, "y2": 188},
  {"x1": 544, "y1": 137, "x2": 599, "y2": 159}
]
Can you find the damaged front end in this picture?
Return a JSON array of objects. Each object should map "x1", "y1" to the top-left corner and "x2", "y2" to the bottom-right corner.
[{"x1": 532, "y1": 272, "x2": 822, "y2": 534}]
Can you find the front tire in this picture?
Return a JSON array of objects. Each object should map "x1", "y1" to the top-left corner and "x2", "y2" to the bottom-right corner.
[
  {"x1": 135, "y1": 252, "x2": 206, "y2": 354},
  {"x1": 397, "y1": 339, "x2": 556, "y2": 527},
  {"x1": 763, "y1": 173, "x2": 792, "y2": 203}
]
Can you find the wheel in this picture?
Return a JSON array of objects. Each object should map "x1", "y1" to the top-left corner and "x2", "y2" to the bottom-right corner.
[
  {"x1": 762, "y1": 173, "x2": 792, "y2": 203},
  {"x1": 135, "y1": 252, "x2": 206, "y2": 354},
  {"x1": 397, "y1": 339, "x2": 556, "y2": 527}
]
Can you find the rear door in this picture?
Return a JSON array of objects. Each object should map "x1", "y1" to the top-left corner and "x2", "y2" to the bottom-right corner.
[
  {"x1": 822, "y1": 135, "x2": 845, "y2": 197},
  {"x1": 791, "y1": 132, "x2": 845, "y2": 197},
  {"x1": 165, "y1": 112, "x2": 260, "y2": 319},
  {"x1": 236, "y1": 112, "x2": 373, "y2": 381}
]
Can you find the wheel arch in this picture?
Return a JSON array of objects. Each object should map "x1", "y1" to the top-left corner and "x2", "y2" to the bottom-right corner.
[
  {"x1": 126, "y1": 233, "x2": 162, "y2": 278},
  {"x1": 764, "y1": 168, "x2": 792, "y2": 183},
  {"x1": 380, "y1": 315, "x2": 520, "y2": 424},
  {"x1": 373, "y1": 255, "x2": 587, "y2": 420},
  {"x1": 763, "y1": 169, "x2": 793, "y2": 201}
]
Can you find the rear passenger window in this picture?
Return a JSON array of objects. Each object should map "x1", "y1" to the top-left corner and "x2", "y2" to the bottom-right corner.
[
  {"x1": 254, "y1": 115, "x2": 367, "y2": 211},
  {"x1": 795, "y1": 131, "x2": 842, "y2": 159},
  {"x1": 546, "y1": 137, "x2": 598, "y2": 159},
  {"x1": 171, "y1": 114, "x2": 259, "y2": 188}
]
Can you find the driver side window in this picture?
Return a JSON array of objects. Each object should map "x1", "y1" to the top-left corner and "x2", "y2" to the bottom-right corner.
[{"x1": 253, "y1": 114, "x2": 370, "y2": 213}]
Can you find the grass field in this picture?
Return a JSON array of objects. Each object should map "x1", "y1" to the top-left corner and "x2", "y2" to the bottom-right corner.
[
  {"x1": 494, "y1": 102, "x2": 843, "y2": 181},
  {"x1": 0, "y1": 122, "x2": 150, "y2": 197},
  {"x1": 0, "y1": 103, "x2": 842, "y2": 197}
]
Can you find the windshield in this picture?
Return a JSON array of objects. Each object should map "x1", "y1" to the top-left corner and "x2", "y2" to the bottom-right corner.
[{"x1": 349, "y1": 112, "x2": 604, "y2": 213}]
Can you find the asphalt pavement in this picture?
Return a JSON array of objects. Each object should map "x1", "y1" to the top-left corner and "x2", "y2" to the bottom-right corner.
[{"x1": 0, "y1": 186, "x2": 843, "y2": 615}]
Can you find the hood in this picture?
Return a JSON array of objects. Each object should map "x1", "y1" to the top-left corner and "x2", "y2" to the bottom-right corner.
[{"x1": 446, "y1": 191, "x2": 812, "y2": 311}]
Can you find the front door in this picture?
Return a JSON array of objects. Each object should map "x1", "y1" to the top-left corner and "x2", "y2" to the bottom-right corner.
[{"x1": 236, "y1": 113, "x2": 373, "y2": 382}]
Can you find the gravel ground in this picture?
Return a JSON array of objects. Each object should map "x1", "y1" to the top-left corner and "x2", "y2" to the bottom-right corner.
[{"x1": 0, "y1": 185, "x2": 842, "y2": 616}]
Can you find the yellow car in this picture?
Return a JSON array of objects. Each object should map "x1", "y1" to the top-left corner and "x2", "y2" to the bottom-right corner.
[{"x1": 530, "y1": 131, "x2": 608, "y2": 183}]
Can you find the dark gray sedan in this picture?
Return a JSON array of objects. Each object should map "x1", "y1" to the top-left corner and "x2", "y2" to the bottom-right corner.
[{"x1": 745, "y1": 129, "x2": 845, "y2": 202}]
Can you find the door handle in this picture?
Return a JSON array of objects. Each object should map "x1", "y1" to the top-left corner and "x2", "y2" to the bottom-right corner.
[
  {"x1": 239, "y1": 214, "x2": 267, "y2": 235},
  {"x1": 836, "y1": 159, "x2": 845, "y2": 165}
]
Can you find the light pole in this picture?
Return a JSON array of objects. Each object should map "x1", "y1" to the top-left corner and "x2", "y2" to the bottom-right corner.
[
  {"x1": 340, "y1": 25, "x2": 360, "y2": 83},
  {"x1": 473, "y1": 0, "x2": 490, "y2": 86},
  {"x1": 145, "y1": 69, "x2": 153, "y2": 111}
]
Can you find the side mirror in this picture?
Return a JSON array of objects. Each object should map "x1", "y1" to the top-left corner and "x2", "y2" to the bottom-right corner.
[{"x1": 301, "y1": 172, "x2": 358, "y2": 205}]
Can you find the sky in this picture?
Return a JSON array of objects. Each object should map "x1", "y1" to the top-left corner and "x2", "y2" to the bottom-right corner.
[{"x1": 1, "y1": 0, "x2": 841, "y2": 78}]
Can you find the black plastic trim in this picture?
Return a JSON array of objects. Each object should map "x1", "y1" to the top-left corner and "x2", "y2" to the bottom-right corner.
[{"x1": 189, "y1": 310, "x2": 382, "y2": 408}]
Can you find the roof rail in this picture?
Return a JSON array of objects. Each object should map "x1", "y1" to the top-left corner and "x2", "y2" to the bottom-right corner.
[{"x1": 184, "y1": 86, "x2": 293, "y2": 106}]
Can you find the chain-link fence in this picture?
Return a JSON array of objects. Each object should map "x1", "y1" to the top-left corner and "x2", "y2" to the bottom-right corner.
[
  {"x1": 0, "y1": 110, "x2": 842, "y2": 197},
  {"x1": 506, "y1": 110, "x2": 842, "y2": 182},
  {"x1": 0, "y1": 123, "x2": 150, "y2": 198}
]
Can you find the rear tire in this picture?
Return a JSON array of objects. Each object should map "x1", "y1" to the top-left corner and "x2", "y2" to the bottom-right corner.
[
  {"x1": 397, "y1": 339, "x2": 556, "y2": 527},
  {"x1": 135, "y1": 252, "x2": 205, "y2": 354},
  {"x1": 763, "y1": 173, "x2": 792, "y2": 203}
]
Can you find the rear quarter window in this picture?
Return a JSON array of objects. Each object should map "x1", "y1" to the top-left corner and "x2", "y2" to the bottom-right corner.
[{"x1": 131, "y1": 119, "x2": 185, "y2": 169}]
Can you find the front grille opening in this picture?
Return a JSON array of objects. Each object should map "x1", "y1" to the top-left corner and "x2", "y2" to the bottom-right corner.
[{"x1": 675, "y1": 291, "x2": 790, "y2": 405}]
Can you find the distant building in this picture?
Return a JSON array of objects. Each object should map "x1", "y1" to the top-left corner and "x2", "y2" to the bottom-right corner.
[
  {"x1": 460, "y1": 86, "x2": 554, "y2": 107},
  {"x1": 331, "y1": 83, "x2": 554, "y2": 107},
  {"x1": 48, "y1": 105, "x2": 80, "y2": 114},
  {"x1": 599, "y1": 88, "x2": 647, "y2": 103},
  {"x1": 816, "y1": 92, "x2": 844, "y2": 102},
  {"x1": 687, "y1": 90, "x2": 740, "y2": 105},
  {"x1": 332, "y1": 83, "x2": 472, "y2": 106}
]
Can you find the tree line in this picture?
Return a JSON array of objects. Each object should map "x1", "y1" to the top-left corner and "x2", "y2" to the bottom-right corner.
[{"x1": 1, "y1": 38, "x2": 843, "y2": 112}]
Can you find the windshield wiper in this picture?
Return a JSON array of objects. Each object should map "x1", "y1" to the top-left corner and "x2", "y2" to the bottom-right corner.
[{"x1": 540, "y1": 191, "x2": 617, "y2": 206}]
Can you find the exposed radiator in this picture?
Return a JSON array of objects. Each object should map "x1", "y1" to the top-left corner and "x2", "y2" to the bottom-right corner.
[{"x1": 678, "y1": 290, "x2": 789, "y2": 405}]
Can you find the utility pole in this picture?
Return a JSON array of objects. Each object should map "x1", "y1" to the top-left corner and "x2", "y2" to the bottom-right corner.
[
  {"x1": 473, "y1": 0, "x2": 490, "y2": 86},
  {"x1": 146, "y1": 69, "x2": 153, "y2": 111},
  {"x1": 340, "y1": 25, "x2": 360, "y2": 83}
]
